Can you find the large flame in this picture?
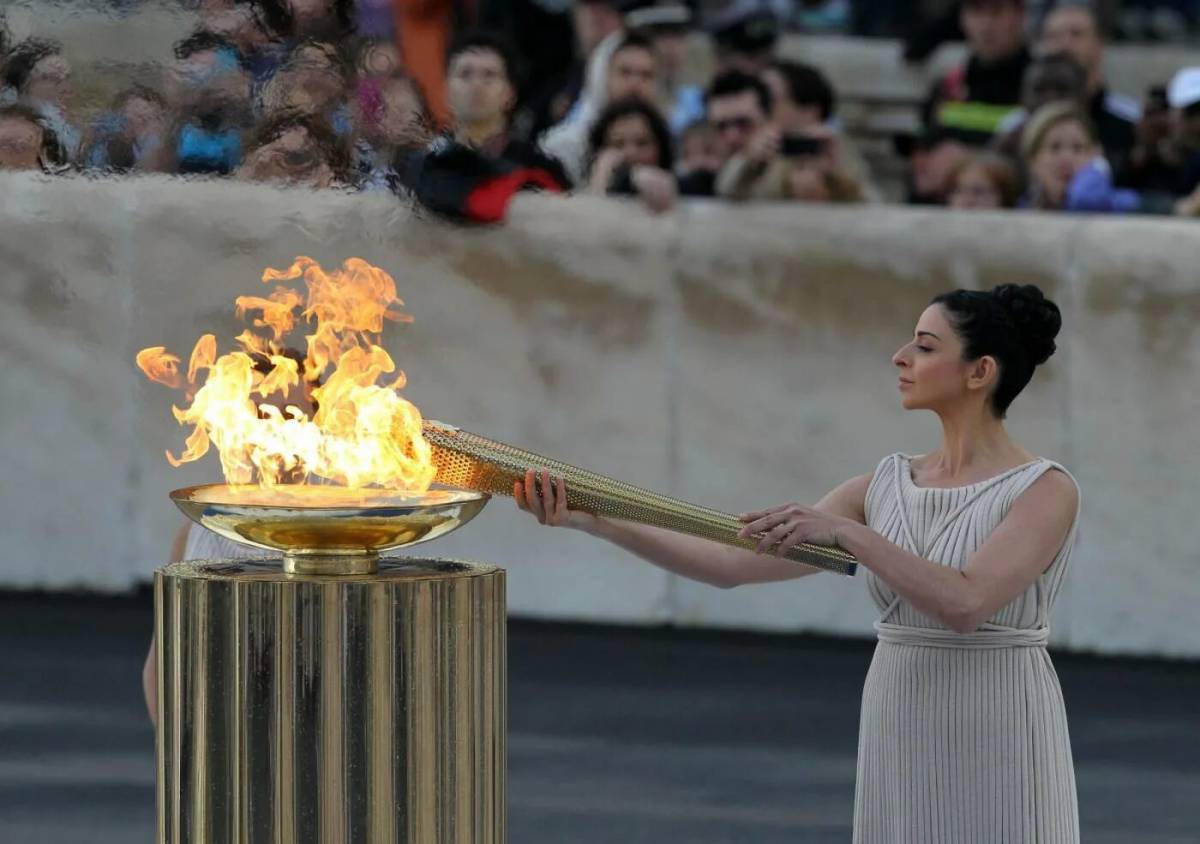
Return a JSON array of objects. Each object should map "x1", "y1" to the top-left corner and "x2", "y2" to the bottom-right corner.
[{"x1": 137, "y1": 256, "x2": 435, "y2": 491}]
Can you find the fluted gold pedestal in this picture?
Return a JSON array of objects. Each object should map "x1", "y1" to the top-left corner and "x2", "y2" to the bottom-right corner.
[{"x1": 154, "y1": 557, "x2": 506, "y2": 844}]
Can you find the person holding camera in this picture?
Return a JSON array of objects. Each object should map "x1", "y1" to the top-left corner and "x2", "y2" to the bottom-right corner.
[{"x1": 715, "y1": 61, "x2": 869, "y2": 202}]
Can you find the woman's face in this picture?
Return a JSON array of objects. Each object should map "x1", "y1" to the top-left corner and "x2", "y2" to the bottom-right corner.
[
  {"x1": 947, "y1": 164, "x2": 1003, "y2": 209},
  {"x1": 892, "y1": 305, "x2": 987, "y2": 413},
  {"x1": 603, "y1": 114, "x2": 659, "y2": 167},
  {"x1": 26, "y1": 54, "x2": 72, "y2": 107},
  {"x1": 1030, "y1": 119, "x2": 1094, "y2": 205}
]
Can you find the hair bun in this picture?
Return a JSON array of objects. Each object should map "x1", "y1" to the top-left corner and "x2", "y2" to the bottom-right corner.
[{"x1": 990, "y1": 284, "x2": 1061, "y2": 366}]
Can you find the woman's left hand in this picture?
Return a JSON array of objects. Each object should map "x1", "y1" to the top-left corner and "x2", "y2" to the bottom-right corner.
[{"x1": 736, "y1": 502, "x2": 851, "y2": 554}]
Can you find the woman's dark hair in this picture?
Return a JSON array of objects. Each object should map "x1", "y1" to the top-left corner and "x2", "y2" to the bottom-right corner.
[
  {"x1": 2, "y1": 38, "x2": 62, "y2": 93},
  {"x1": 931, "y1": 283, "x2": 1061, "y2": 417},
  {"x1": 587, "y1": 97, "x2": 674, "y2": 173}
]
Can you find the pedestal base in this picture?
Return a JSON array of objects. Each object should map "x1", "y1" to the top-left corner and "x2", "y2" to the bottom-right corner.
[{"x1": 155, "y1": 557, "x2": 506, "y2": 843}]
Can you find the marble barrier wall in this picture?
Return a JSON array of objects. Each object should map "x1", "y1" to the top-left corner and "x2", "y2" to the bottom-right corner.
[{"x1": 1, "y1": 172, "x2": 1196, "y2": 657}]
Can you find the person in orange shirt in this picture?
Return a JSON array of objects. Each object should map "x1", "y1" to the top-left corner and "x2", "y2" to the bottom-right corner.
[{"x1": 393, "y1": 0, "x2": 464, "y2": 128}]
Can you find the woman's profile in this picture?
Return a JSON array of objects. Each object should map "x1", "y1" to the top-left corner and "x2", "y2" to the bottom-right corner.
[{"x1": 514, "y1": 283, "x2": 1080, "y2": 842}]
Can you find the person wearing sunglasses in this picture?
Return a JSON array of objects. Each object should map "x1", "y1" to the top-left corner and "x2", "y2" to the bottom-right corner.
[{"x1": 676, "y1": 69, "x2": 771, "y2": 197}]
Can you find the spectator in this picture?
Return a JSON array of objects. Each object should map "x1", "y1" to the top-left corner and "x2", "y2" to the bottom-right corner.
[
  {"x1": 677, "y1": 119, "x2": 721, "y2": 179},
  {"x1": 944, "y1": 152, "x2": 1020, "y2": 208},
  {"x1": 394, "y1": 0, "x2": 459, "y2": 127},
  {"x1": 169, "y1": 32, "x2": 255, "y2": 175},
  {"x1": 705, "y1": 69, "x2": 772, "y2": 197},
  {"x1": 1122, "y1": 69, "x2": 1200, "y2": 199},
  {"x1": 540, "y1": 30, "x2": 660, "y2": 184},
  {"x1": 525, "y1": 0, "x2": 625, "y2": 138},
  {"x1": 251, "y1": 0, "x2": 355, "y2": 42},
  {"x1": 922, "y1": 0, "x2": 1031, "y2": 146},
  {"x1": 354, "y1": 70, "x2": 428, "y2": 188},
  {"x1": 992, "y1": 52, "x2": 1089, "y2": 158},
  {"x1": 2, "y1": 39, "x2": 80, "y2": 163},
  {"x1": 907, "y1": 129, "x2": 972, "y2": 204},
  {"x1": 585, "y1": 97, "x2": 678, "y2": 212},
  {"x1": 707, "y1": 0, "x2": 782, "y2": 76},
  {"x1": 604, "y1": 31, "x2": 659, "y2": 107},
  {"x1": 1038, "y1": 1, "x2": 1139, "y2": 171},
  {"x1": 236, "y1": 109, "x2": 351, "y2": 187},
  {"x1": 201, "y1": 1, "x2": 280, "y2": 86},
  {"x1": 83, "y1": 86, "x2": 173, "y2": 174},
  {"x1": 1019, "y1": 100, "x2": 1139, "y2": 212},
  {"x1": 445, "y1": 32, "x2": 571, "y2": 187},
  {"x1": 759, "y1": 59, "x2": 879, "y2": 200},
  {"x1": 625, "y1": 2, "x2": 704, "y2": 135},
  {"x1": 259, "y1": 39, "x2": 352, "y2": 136},
  {"x1": 0, "y1": 103, "x2": 60, "y2": 172}
]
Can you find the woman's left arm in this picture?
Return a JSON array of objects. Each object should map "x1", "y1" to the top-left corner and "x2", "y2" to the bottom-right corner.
[{"x1": 742, "y1": 470, "x2": 1078, "y2": 633}]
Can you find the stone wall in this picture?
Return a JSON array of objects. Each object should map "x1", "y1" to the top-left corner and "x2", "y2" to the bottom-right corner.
[{"x1": 1, "y1": 172, "x2": 1198, "y2": 658}]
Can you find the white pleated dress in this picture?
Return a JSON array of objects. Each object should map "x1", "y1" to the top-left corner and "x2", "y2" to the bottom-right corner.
[{"x1": 853, "y1": 454, "x2": 1080, "y2": 844}]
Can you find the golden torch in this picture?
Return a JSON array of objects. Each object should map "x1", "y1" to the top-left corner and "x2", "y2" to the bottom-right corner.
[{"x1": 423, "y1": 421, "x2": 858, "y2": 577}]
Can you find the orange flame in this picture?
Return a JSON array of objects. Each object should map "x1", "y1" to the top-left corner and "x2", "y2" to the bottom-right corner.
[{"x1": 136, "y1": 257, "x2": 435, "y2": 491}]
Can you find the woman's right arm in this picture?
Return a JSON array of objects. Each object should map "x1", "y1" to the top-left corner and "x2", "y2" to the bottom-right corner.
[{"x1": 515, "y1": 469, "x2": 870, "y2": 589}]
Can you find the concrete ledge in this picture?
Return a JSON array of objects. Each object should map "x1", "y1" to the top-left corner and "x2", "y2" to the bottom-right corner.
[{"x1": 2, "y1": 172, "x2": 1197, "y2": 657}]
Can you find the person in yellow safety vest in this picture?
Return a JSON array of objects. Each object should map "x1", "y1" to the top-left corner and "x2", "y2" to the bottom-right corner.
[{"x1": 921, "y1": 0, "x2": 1031, "y2": 147}]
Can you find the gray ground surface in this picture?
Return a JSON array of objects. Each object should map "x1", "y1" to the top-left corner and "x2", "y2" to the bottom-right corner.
[{"x1": 1, "y1": 590, "x2": 1197, "y2": 843}]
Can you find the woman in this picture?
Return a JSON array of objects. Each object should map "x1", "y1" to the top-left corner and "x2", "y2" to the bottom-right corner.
[
  {"x1": 1020, "y1": 100, "x2": 1139, "y2": 213},
  {"x1": 585, "y1": 97, "x2": 678, "y2": 213},
  {"x1": 514, "y1": 283, "x2": 1081, "y2": 842},
  {"x1": 2, "y1": 38, "x2": 80, "y2": 163},
  {"x1": 945, "y1": 152, "x2": 1020, "y2": 209}
]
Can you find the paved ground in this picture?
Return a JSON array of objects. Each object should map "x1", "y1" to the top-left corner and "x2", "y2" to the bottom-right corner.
[{"x1": 1, "y1": 589, "x2": 1198, "y2": 843}]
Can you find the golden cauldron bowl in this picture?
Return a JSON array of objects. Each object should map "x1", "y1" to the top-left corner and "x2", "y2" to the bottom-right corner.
[{"x1": 169, "y1": 484, "x2": 490, "y2": 575}]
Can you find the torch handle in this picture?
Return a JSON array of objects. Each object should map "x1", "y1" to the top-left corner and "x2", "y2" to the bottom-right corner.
[{"x1": 423, "y1": 422, "x2": 858, "y2": 577}]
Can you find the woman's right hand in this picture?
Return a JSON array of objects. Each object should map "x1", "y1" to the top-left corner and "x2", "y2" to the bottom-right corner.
[{"x1": 514, "y1": 468, "x2": 600, "y2": 533}]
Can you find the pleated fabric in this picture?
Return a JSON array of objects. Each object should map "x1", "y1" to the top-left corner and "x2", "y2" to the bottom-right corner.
[{"x1": 853, "y1": 454, "x2": 1080, "y2": 844}]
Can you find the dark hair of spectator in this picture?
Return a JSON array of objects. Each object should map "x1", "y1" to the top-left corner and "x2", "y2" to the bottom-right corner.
[
  {"x1": 587, "y1": 97, "x2": 675, "y2": 172},
  {"x1": 0, "y1": 102, "x2": 64, "y2": 167},
  {"x1": 704, "y1": 70, "x2": 772, "y2": 116},
  {"x1": 962, "y1": 0, "x2": 1025, "y2": 9},
  {"x1": 931, "y1": 284, "x2": 1061, "y2": 417},
  {"x1": 768, "y1": 60, "x2": 835, "y2": 122},
  {"x1": 2, "y1": 38, "x2": 62, "y2": 93},
  {"x1": 1019, "y1": 100, "x2": 1096, "y2": 162},
  {"x1": 174, "y1": 30, "x2": 241, "y2": 62},
  {"x1": 446, "y1": 30, "x2": 521, "y2": 89},
  {"x1": 946, "y1": 152, "x2": 1021, "y2": 208},
  {"x1": 112, "y1": 84, "x2": 168, "y2": 113},
  {"x1": 249, "y1": 0, "x2": 355, "y2": 39},
  {"x1": 245, "y1": 109, "x2": 352, "y2": 181},
  {"x1": 613, "y1": 29, "x2": 656, "y2": 59}
]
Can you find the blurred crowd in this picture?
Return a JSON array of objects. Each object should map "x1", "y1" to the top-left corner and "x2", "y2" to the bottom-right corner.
[{"x1": 3, "y1": 0, "x2": 1200, "y2": 220}]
